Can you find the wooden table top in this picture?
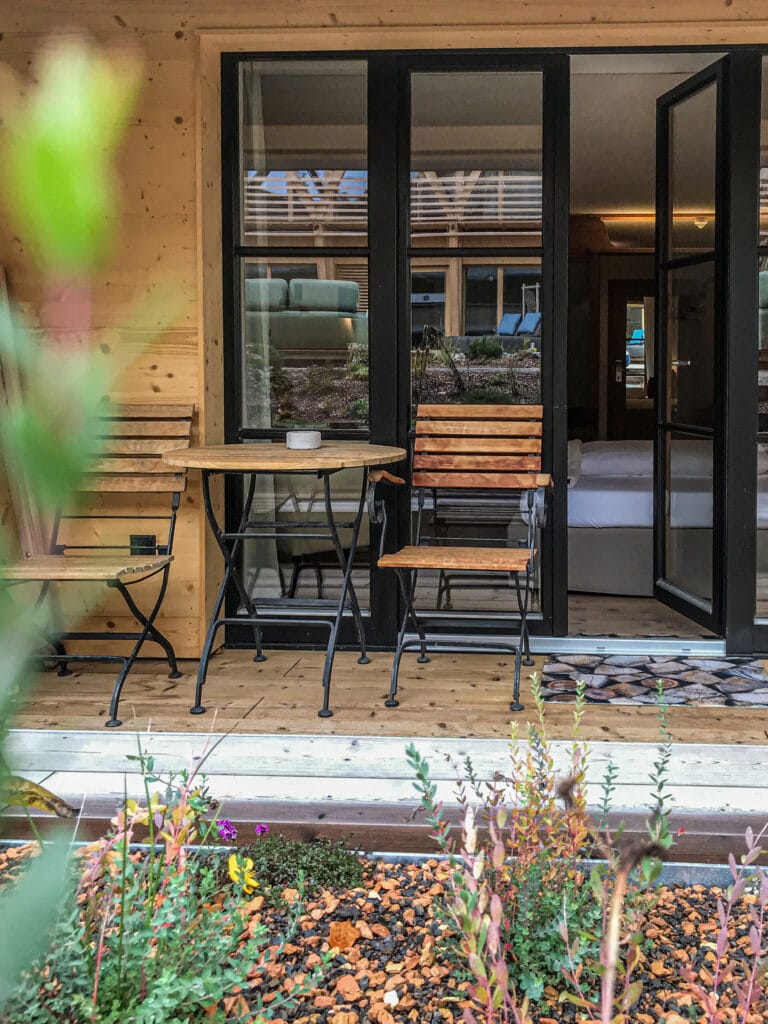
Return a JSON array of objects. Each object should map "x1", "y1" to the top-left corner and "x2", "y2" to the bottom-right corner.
[{"x1": 163, "y1": 441, "x2": 407, "y2": 472}]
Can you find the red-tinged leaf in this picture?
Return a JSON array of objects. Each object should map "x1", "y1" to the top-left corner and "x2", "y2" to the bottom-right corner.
[
  {"x1": 746, "y1": 826, "x2": 754, "y2": 847},
  {"x1": 716, "y1": 928, "x2": 728, "y2": 958},
  {"x1": 761, "y1": 876, "x2": 768, "y2": 904},
  {"x1": 558, "y1": 920, "x2": 569, "y2": 943},
  {"x1": 490, "y1": 893, "x2": 502, "y2": 927},
  {"x1": 493, "y1": 959, "x2": 508, "y2": 990},
  {"x1": 749, "y1": 925, "x2": 761, "y2": 956},
  {"x1": 463, "y1": 1008, "x2": 477, "y2": 1024},
  {"x1": 717, "y1": 897, "x2": 727, "y2": 928},
  {"x1": 749, "y1": 904, "x2": 760, "y2": 928},
  {"x1": 729, "y1": 851, "x2": 739, "y2": 881},
  {"x1": 732, "y1": 876, "x2": 746, "y2": 901},
  {"x1": 743, "y1": 846, "x2": 762, "y2": 866}
]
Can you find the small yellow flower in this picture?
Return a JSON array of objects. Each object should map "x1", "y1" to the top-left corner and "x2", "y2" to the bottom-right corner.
[{"x1": 228, "y1": 853, "x2": 259, "y2": 895}]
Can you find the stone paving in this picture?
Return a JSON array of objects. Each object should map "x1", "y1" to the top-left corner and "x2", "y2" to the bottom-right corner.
[{"x1": 540, "y1": 655, "x2": 768, "y2": 706}]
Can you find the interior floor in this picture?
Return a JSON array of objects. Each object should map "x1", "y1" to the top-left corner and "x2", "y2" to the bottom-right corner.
[{"x1": 568, "y1": 593, "x2": 714, "y2": 638}]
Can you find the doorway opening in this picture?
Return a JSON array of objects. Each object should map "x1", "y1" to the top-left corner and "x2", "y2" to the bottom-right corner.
[{"x1": 567, "y1": 53, "x2": 724, "y2": 641}]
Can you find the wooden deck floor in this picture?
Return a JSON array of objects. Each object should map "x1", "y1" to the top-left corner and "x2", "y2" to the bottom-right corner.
[
  {"x1": 14, "y1": 648, "x2": 768, "y2": 745},
  {"x1": 6, "y1": 650, "x2": 768, "y2": 832}
]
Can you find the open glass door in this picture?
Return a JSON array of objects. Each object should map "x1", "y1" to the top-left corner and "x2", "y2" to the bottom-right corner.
[{"x1": 654, "y1": 60, "x2": 726, "y2": 633}]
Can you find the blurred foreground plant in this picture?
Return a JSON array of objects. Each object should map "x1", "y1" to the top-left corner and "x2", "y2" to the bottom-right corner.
[{"x1": 0, "y1": 38, "x2": 148, "y2": 1006}]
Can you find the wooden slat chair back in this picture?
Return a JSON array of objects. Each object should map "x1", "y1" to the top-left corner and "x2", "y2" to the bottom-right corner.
[
  {"x1": 376, "y1": 404, "x2": 551, "y2": 713},
  {"x1": 0, "y1": 403, "x2": 194, "y2": 727},
  {"x1": 412, "y1": 403, "x2": 549, "y2": 491}
]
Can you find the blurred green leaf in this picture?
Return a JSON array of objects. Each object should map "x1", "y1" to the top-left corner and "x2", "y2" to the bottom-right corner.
[
  {"x1": 0, "y1": 836, "x2": 71, "y2": 1007},
  {"x1": 1, "y1": 40, "x2": 141, "y2": 273}
]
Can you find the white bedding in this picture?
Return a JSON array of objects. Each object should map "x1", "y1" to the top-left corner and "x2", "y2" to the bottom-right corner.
[{"x1": 568, "y1": 473, "x2": 768, "y2": 529}]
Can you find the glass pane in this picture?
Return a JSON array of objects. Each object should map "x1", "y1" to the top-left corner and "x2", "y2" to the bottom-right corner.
[
  {"x1": 410, "y1": 258, "x2": 542, "y2": 413},
  {"x1": 666, "y1": 260, "x2": 715, "y2": 428},
  {"x1": 669, "y1": 82, "x2": 717, "y2": 255},
  {"x1": 411, "y1": 271, "x2": 446, "y2": 344},
  {"x1": 410, "y1": 71, "x2": 543, "y2": 248},
  {"x1": 664, "y1": 432, "x2": 713, "y2": 605},
  {"x1": 624, "y1": 299, "x2": 652, "y2": 409},
  {"x1": 761, "y1": 56, "x2": 768, "y2": 245},
  {"x1": 758, "y1": 440, "x2": 768, "y2": 620},
  {"x1": 239, "y1": 60, "x2": 367, "y2": 246},
  {"x1": 760, "y1": 260, "x2": 768, "y2": 431},
  {"x1": 241, "y1": 446, "x2": 369, "y2": 611},
  {"x1": 241, "y1": 259, "x2": 369, "y2": 430},
  {"x1": 410, "y1": 257, "x2": 542, "y2": 615}
]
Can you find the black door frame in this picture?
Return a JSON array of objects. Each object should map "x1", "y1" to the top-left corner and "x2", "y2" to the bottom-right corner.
[
  {"x1": 220, "y1": 45, "x2": 764, "y2": 655},
  {"x1": 391, "y1": 51, "x2": 570, "y2": 642},
  {"x1": 653, "y1": 53, "x2": 761, "y2": 650},
  {"x1": 220, "y1": 48, "x2": 570, "y2": 649}
]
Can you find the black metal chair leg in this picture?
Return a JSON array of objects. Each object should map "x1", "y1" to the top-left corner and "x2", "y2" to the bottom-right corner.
[
  {"x1": 510, "y1": 644, "x2": 524, "y2": 712},
  {"x1": 117, "y1": 569, "x2": 182, "y2": 680},
  {"x1": 287, "y1": 558, "x2": 301, "y2": 599},
  {"x1": 314, "y1": 561, "x2": 324, "y2": 600},
  {"x1": 105, "y1": 576, "x2": 172, "y2": 728}
]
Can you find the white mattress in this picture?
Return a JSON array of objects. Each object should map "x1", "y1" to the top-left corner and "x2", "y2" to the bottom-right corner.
[{"x1": 568, "y1": 475, "x2": 768, "y2": 529}]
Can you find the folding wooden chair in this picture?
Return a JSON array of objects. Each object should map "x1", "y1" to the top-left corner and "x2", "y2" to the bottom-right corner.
[
  {"x1": 0, "y1": 404, "x2": 193, "y2": 727},
  {"x1": 372, "y1": 404, "x2": 550, "y2": 712}
]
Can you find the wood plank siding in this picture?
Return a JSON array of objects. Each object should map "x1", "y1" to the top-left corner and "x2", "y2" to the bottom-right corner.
[{"x1": 1, "y1": 3, "x2": 768, "y2": 652}]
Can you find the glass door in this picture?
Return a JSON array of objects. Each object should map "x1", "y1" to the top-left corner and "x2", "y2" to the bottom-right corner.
[
  {"x1": 655, "y1": 63, "x2": 723, "y2": 631},
  {"x1": 654, "y1": 55, "x2": 761, "y2": 643},
  {"x1": 398, "y1": 55, "x2": 570, "y2": 638}
]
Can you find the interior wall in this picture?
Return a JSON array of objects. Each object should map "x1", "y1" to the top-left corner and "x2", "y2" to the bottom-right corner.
[{"x1": 1, "y1": 4, "x2": 768, "y2": 656}]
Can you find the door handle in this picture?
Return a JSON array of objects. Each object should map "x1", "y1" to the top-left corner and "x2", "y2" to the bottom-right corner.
[
  {"x1": 614, "y1": 359, "x2": 624, "y2": 384},
  {"x1": 672, "y1": 360, "x2": 691, "y2": 367}
]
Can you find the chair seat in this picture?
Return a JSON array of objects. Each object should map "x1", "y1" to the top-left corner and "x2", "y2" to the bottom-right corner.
[
  {"x1": 378, "y1": 545, "x2": 533, "y2": 573},
  {"x1": 0, "y1": 554, "x2": 173, "y2": 583}
]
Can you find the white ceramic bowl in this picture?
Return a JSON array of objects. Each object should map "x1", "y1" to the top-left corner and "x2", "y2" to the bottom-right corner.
[{"x1": 286, "y1": 430, "x2": 322, "y2": 450}]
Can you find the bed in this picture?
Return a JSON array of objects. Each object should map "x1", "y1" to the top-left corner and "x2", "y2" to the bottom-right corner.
[{"x1": 567, "y1": 439, "x2": 768, "y2": 596}]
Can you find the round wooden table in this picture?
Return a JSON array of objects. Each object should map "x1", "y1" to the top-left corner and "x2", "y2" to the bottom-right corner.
[{"x1": 164, "y1": 441, "x2": 406, "y2": 718}]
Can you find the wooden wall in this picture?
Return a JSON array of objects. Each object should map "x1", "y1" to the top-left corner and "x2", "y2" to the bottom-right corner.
[{"x1": 1, "y1": 1, "x2": 767, "y2": 657}]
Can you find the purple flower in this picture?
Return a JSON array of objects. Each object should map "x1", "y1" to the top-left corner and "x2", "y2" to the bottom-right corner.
[
  {"x1": 216, "y1": 818, "x2": 238, "y2": 843},
  {"x1": 254, "y1": 823, "x2": 270, "y2": 837}
]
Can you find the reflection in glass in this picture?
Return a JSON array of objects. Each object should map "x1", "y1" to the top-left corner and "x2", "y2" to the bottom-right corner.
[
  {"x1": 760, "y1": 57, "x2": 768, "y2": 245},
  {"x1": 241, "y1": 260, "x2": 369, "y2": 430},
  {"x1": 242, "y1": 455, "x2": 370, "y2": 610},
  {"x1": 409, "y1": 257, "x2": 542, "y2": 614},
  {"x1": 757, "y1": 442, "x2": 768, "y2": 620},
  {"x1": 665, "y1": 433, "x2": 713, "y2": 605},
  {"x1": 410, "y1": 259, "x2": 542, "y2": 413},
  {"x1": 410, "y1": 71, "x2": 543, "y2": 248},
  {"x1": 239, "y1": 60, "x2": 367, "y2": 246},
  {"x1": 666, "y1": 261, "x2": 715, "y2": 428},
  {"x1": 669, "y1": 82, "x2": 717, "y2": 254}
]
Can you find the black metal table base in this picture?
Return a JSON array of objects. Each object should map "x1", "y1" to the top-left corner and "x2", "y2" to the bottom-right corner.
[{"x1": 193, "y1": 467, "x2": 371, "y2": 718}]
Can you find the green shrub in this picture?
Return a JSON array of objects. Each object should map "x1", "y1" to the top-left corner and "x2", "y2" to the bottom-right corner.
[
  {"x1": 239, "y1": 834, "x2": 365, "y2": 896},
  {"x1": 467, "y1": 336, "x2": 503, "y2": 361},
  {"x1": 345, "y1": 397, "x2": 369, "y2": 421},
  {"x1": 463, "y1": 387, "x2": 516, "y2": 405}
]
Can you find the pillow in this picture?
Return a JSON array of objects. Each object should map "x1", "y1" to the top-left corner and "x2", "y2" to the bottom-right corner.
[
  {"x1": 567, "y1": 439, "x2": 582, "y2": 488},
  {"x1": 289, "y1": 278, "x2": 359, "y2": 313},
  {"x1": 580, "y1": 441, "x2": 652, "y2": 477},
  {"x1": 497, "y1": 313, "x2": 521, "y2": 336},
  {"x1": 579, "y1": 440, "x2": 723, "y2": 479},
  {"x1": 244, "y1": 277, "x2": 288, "y2": 312},
  {"x1": 516, "y1": 311, "x2": 542, "y2": 335}
]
